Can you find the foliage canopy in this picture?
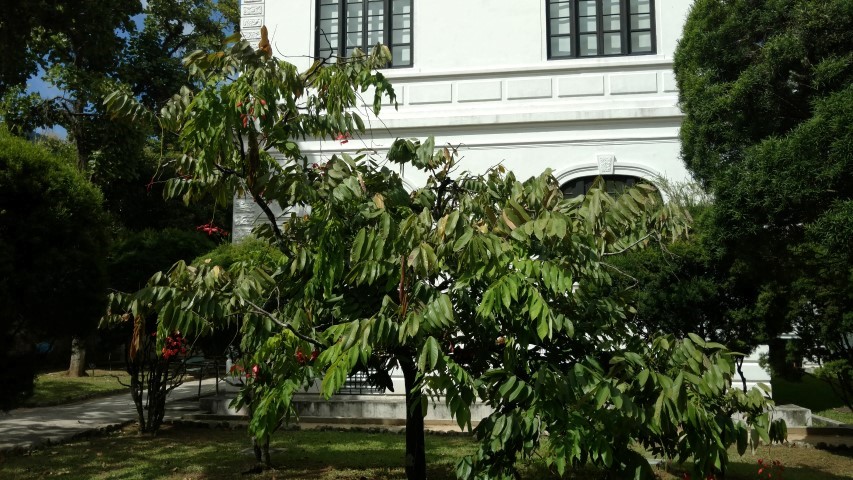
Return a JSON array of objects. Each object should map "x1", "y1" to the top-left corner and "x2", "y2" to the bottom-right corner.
[
  {"x1": 0, "y1": 129, "x2": 109, "y2": 409},
  {"x1": 675, "y1": 0, "x2": 853, "y2": 407},
  {"x1": 104, "y1": 32, "x2": 783, "y2": 479}
]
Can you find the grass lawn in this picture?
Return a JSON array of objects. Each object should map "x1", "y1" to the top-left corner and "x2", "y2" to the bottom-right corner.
[
  {"x1": 1, "y1": 425, "x2": 851, "y2": 479},
  {"x1": 772, "y1": 373, "x2": 853, "y2": 424},
  {"x1": 23, "y1": 369, "x2": 131, "y2": 408}
]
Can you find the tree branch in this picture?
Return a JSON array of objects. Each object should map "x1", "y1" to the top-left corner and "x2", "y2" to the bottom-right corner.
[
  {"x1": 602, "y1": 233, "x2": 654, "y2": 257},
  {"x1": 243, "y1": 299, "x2": 323, "y2": 347}
]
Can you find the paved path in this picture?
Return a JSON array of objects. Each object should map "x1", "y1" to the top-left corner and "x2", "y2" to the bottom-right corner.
[{"x1": 0, "y1": 378, "x2": 221, "y2": 452}]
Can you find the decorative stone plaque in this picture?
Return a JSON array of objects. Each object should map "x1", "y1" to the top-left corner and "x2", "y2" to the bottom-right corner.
[
  {"x1": 242, "y1": 17, "x2": 263, "y2": 29},
  {"x1": 242, "y1": 5, "x2": 264, "y2": 16},
  {"x1": 597, "y1": 154, "x2": 615, "y2": 175},
  {"x1": 242, "y1": 30, "x2": 262, "y2": 40}
]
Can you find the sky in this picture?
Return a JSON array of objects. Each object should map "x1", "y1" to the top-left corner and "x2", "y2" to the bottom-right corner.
[{"x1": 27, "y1": 69, "x2": 67, "y2": 138}]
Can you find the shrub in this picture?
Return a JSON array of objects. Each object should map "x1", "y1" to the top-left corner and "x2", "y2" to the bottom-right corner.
[{"x1": 0, "y1": 128, "x2": 109, "y2": 409}]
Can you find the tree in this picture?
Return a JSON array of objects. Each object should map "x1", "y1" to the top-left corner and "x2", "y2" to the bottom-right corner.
[
  {"x1": 104, "y1": 34, "x2": 780, "y2": 479},
  {"x1": 103, "y1": 33, "x2": 395, "y2": 440},
  {"x1": 1, "y1": 0, "x2": 239, "y2": 377},
  {"x1": 0, "y1": 129, "x2": 109, "y2": 410},
  {"x1": 108, "y1": 139, "x2": 782, "y2": 479},
  {"x1": 608, "y1": 196, "x2": 769, "y2": 392},
  {"x1": 674, "y1": 0, "x2": 853, "y2": 406}
]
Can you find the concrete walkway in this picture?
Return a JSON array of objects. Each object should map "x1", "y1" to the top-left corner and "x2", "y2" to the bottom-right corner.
[{"x1": 0, "y1": 378, "x2": 220, "y2": 452}]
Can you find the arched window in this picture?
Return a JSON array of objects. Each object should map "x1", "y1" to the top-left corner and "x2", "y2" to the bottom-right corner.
[{"x1": 560, "y1": 175, "x2": 655, "y2": 197}]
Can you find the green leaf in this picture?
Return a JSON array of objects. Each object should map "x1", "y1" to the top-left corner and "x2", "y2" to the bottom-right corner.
[
  {"x1": 595, "y1": 385, "x2": 611, "y2": 408},
  {"x1": 537, "y1": 316, "x2": 549, "y2": 340},
  {"x1": 637, "y1": 369, "x2": 650, "y2": 387},
  {"x1": 453, "y1": 228, "x2": 473, "y2": 251},
  {"x1": 426, "y1": 336, "x2": 440, "y2": 370},
  {"x1": 351, "y1": 228, "x2": 366, "y2": 263},
  {"x1": 498, "y1": 376, "x2": 517, "y2": 398},
  {"x1": 736, "y1": 422, "x2": 748, "y2": 456},
  {"x1": 687, "y1": 333, "x2": 707, "y2": 347}
]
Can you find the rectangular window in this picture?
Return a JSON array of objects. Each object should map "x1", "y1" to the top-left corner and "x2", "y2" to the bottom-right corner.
[
  {"x1": 546, "y1": 0, "x2": 655, "y2": 59},
  {"x1": 315, "y1": 0, "x2": 413, "y2": 68}
]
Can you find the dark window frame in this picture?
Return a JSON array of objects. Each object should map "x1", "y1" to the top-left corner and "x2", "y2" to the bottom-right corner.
[
  {"x1": 314, "y1": 0, "x2": 413, "y2": 68},
  {"x1": 546, "y1": 0, "x2": 656, "y2": 59}
]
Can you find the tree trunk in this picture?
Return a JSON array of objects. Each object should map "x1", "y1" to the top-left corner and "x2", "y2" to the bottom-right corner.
[
  {"x1": 67, "y1": 96, "x2": 90, "y2": 377},
  {"x1": 735, "y1": 355, "x2": 747, "y2": 393},
  {"x1": 69, "y1": 335, "x2": 88, "y2": 377},
  {"x1": 401, "y1": 358, "x2": 427, "y2": 480}
]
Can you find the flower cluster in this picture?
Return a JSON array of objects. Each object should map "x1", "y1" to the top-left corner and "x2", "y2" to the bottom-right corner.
[
  {"x1": 757, "y1": 458, "x2": 784, "y2": 479},
  {"x1": 196, "y1": 222, "x2": 229, "y2": 237},
  {"x1": 295, "y1": 349, "x2": 319, "y2": 366},
  {"x1": 161, "y1": 332, "x2": 187, "y2": 360},
  {"x1": 335, "y1": 132, "x2": 350, "y2": 144},
  {"x1": 229, "y1": 363, "x2": 263, "y2": 381},
  {"x1": 236, "y1": 98, "x2": 267, "y2": 128}
]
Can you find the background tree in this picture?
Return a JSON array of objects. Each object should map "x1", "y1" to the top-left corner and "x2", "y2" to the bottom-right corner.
[
  {"x1": 0, "y1": 0, "x2": 238, "y2": 376},
  {"x1": 103, "y1": 32, "x2": 395, "y2": 441},
  {"x1": 674, "y1": 0, "x2": 853, "y2": 406},
  {"x1": 0, "y1": 129, "x2": 109, "y2": 409},
  {"x1": 607, "y1": 182, "x2": 767, "y2": 392}
]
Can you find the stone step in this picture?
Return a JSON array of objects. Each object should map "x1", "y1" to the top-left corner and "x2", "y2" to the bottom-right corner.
[{"x1": 198, "y1": 393, "x2": 492, "y2": 423}]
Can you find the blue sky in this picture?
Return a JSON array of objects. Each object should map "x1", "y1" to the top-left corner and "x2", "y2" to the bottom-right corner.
[{"x1": 28, "y1": 67, "x2": 67, "y2": 138}]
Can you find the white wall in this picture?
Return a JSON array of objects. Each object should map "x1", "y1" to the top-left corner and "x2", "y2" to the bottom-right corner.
[
  {"x1": 236, "y1": 1, "x2": 693, "y2": 238},
  {"x1": 256, "y1": 0, "x2": 692, "y2": 71}
]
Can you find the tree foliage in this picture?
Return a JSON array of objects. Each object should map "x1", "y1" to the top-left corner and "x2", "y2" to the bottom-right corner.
[
  {"x1": 0, "y1": 129, "x2": 109, "y2": 409},
  {"x1": 1, "y1": 0, "x2": 239, "y2": 377},
  {"x1": 675, "y1": 0, "x2": 853, "y2": 407},
  {"x1": 103, "y1": 31, "x2": 782, "y2": 479}
]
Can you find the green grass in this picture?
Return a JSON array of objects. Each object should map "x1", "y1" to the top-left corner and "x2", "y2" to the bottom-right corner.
[
  {"x1": 0, "y1": 425, "x2": 851, "y2": 479},
  {"x1": 23, "y1": 370, "x2": 131, "y2": 408},
  {"x1": 815, "y1": 409, "x2": 853, "y2": 425},
  {"x1": 772, "y1": 373, "x2": 853, "y2": 424}
]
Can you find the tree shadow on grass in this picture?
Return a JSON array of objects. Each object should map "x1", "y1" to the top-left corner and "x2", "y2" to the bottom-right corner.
[
  {"x1": 772, "y1": 374, "x2": 849, "y2": 412},
  {"x1": 3, "y1": 427, "x2": 852, "y2": 480}
]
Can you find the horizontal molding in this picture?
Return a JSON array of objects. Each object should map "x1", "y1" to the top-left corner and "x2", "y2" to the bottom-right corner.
[
  {"x1": 357, "y1": 105, "x2": 683, "y2": 130},
  {"x1": 297, "y1": 135, "x2": 680, "y2": 155},
  {"x1": 383, "y1": 56, "x2": 674, "y2": 82},
  {"x1": 507, "y1": 78, "x2": 552, "y2": 100}
]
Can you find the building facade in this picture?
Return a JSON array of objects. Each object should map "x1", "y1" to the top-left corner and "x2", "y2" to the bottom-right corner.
[
  {"x1": 234, "y1": 0, "x2": 691, "y2": 238},
  {"x1": 233, "y1": 0, "x2": 771, "y2": 398}
]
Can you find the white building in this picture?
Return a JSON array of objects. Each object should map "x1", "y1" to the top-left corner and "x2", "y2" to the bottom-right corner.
[
  {"x1": 232, "y1": 0, "x2": 771, "y2": 403},
  {"x1": 234, "y1": 0, "x2": 693, "y2": 236}
]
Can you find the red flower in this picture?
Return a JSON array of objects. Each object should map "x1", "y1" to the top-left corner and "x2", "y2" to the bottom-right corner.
[
  {"x1": 335, "y1": 132, "x2": 350, "y2": 144},
  {"x1": 196, "y1": 222, "x2": 229, "y2": 237}
]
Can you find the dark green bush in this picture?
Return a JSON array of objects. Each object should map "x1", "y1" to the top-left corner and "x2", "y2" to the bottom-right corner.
[{"x1": 0, "y1": 129, "x2": 109, "y2": 409}]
